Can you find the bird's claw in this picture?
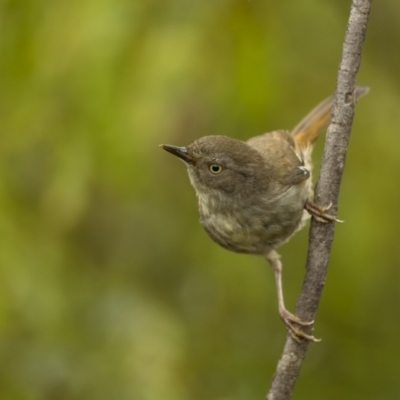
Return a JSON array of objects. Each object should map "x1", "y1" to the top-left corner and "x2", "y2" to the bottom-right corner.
[
  {"x1": 305, "y1": 200, "x2": 343, "y2": 223},
  {"x1": 280, "y1": 309, "x2": 321, "y2": 343}
]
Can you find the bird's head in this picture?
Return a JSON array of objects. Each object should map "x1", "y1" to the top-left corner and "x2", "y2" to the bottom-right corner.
[{"x1": 161, "y1": 135, "x2": 268, "y2": 198}]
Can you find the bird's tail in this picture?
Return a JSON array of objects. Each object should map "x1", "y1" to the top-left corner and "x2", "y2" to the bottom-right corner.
[{"x1": 291, "y1": 86, "x2": 369, "y2": 148}]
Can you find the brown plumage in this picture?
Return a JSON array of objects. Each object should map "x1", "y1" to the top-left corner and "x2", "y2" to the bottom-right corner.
[{"x1": 161, "y1": 86, "x2": 369, "y2": 341}]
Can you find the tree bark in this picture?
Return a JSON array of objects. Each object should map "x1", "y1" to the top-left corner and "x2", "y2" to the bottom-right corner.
[{"x1": 266, "y1": 1, "x2": 372, "y2": 399}]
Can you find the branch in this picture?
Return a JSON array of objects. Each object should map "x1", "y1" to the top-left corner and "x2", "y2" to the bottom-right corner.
[{"x1": 266, "y1": 1, "x2": 372, "y2": 399}]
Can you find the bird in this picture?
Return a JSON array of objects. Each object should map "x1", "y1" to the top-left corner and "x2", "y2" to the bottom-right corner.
[{"x1": 160, "y1": 86, "x2": 369, "y2": 341}]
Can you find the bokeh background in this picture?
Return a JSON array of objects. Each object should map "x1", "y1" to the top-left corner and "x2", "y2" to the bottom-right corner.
[{"x1": 1, "y1": 0, "x2": 399, "y2": 399}]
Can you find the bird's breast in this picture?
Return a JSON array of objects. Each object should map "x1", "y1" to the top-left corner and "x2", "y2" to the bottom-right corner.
[{"x1": 197, "y1": 184, "x2": 310, "y2": 255}]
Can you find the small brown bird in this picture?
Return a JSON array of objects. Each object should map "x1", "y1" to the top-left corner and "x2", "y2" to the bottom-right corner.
[{"x1": 161, "y1": 86, "x2": 368, "y2": 341}]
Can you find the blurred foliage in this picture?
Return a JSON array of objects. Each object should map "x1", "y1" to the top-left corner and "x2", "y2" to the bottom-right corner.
[{"x1": 1, "y1": 0, "x2": 400, "y2": 399}]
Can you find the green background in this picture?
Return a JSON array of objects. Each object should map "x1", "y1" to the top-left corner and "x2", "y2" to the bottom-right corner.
[{"x1": 1, "y1": 1, "x2": 399, "y2": 399}]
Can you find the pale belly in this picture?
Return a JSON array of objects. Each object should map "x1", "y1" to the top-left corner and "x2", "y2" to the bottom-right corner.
[{"x1": 198, "y1": 185, "x2": 310, "y2": 255}]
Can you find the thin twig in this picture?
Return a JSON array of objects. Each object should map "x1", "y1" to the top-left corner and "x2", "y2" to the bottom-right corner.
[{"x1": 266, "y1": 1, "x2": 372, "y2": 399}]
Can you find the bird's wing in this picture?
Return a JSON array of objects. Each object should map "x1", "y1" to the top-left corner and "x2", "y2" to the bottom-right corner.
[{"x1": 246, "y1": 130, "x2": 309, "y2": 186}]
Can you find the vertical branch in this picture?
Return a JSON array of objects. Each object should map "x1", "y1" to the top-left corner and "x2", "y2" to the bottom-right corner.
[{"x1": 266, "y1": 1, "x2": 372, "y2": 399}]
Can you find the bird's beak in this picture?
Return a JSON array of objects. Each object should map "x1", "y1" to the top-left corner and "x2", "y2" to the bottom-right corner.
[{"x1": 160, "y1": 144, "x2": 194, "y2": 164}]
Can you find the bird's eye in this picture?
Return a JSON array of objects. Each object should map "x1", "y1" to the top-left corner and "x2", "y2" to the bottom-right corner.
[{"x1": 209, "y1": 164, "x2": 223, "y2": 174}]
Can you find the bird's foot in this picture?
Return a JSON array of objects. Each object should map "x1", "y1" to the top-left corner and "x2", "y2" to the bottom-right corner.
[
  {"x1": 279, "y1": 308, "x2": 321, "y2": 343},
  {"x1": 305, "y1": 200, "x2": 343, "y2": 223}
]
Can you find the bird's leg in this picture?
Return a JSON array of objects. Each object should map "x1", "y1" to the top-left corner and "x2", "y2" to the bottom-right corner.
[
  {"x1": 305, "y1": 200, "x2": 343, "y2": 223},
  {"x1": 265, "y1": 250, "x2": 320, "y2": 342}
]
